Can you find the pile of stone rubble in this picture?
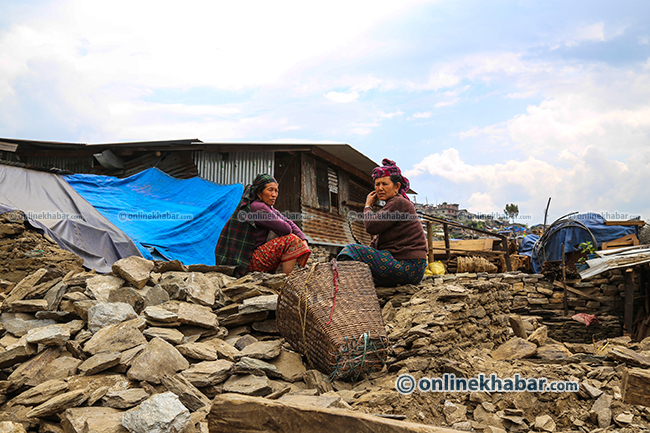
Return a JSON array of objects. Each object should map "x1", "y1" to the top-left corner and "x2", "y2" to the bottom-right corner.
[{"x1": 1, "y1": 214, "x2": 650, "y2": 432}]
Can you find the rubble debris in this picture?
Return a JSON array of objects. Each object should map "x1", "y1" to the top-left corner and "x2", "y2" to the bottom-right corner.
[{"x1": 1, "y1": 219, "x2": 650, "y2": 431}]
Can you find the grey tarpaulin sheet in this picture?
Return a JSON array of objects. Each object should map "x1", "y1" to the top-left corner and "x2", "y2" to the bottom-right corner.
[{"x1": 0, "y1": 164, "x2": 142, "y2": 272}]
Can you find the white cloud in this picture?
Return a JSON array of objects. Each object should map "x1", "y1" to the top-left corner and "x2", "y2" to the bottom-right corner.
[
  {"x1": 0, "y1": 0, "x2": 428, "y2": 140},
  {"x1": 406, "y1": 146, "x2": 650, "y2": 222},
  {"x1": 467, "y1": 192, "x2": 497, "y2": 214},
  {"x1": 410, "y1": 111, "x2": 432, "y2": 119},
  {"x1": 379, "y1": 110, "x2": 404, "y2": 119},
  {"x1": 351, "y1": 127, "x2": 373, "y2": 135},
  {"x1": 434, "y1": 100, "x2": 456, "y2": 107},
  {"x1": 324, "y1": 91, "x2": 361, "y2": 103},
  {"x1": 563, "y1": 23, "x2": 606, "y2": 47}
]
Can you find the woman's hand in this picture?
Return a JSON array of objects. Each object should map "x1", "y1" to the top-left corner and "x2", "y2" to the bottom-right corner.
[
  {"x1": 365, "y1": 191, "x2": 377, "y2": 208},
  {"x1": 303, "y1": 240, "x2": 309, "y2": 248}
]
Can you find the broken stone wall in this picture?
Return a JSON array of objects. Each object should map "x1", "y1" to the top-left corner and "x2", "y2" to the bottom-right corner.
[
  {"x1": 379, "y1": 279, "x2": 513, "y2": 363},
  {"x1": 422, "y1": 271, "x2": 636, "y2": 344}
]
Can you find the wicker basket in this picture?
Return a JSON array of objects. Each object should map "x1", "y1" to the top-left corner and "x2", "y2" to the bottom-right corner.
[{"x1": 276, "y1": 260, "x2": 388, "y2": 380}]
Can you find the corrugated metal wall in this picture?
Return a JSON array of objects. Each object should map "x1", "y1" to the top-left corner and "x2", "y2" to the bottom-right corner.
[
  {"x1": 21, "y1": 156, "x2": 95, "y2": 173},
  {"x1": 192, "y1": 151, "x2": 274, "y2": 185}
]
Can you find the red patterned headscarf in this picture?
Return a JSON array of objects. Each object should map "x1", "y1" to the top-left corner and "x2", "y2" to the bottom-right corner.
[{"x1": 371, "y1": 158, "x2": 410, "y2": 200}]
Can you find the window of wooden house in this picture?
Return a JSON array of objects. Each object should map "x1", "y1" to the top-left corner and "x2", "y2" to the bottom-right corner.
[
  {"x1": 328, "y1": 166, "x2": 339, "y2": 212},
  {"x1": 315, "y1": 161, "x2": 330, "y2": 211}
]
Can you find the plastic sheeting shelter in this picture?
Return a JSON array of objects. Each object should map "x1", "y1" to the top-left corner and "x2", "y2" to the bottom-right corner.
[
  {"x1": 65, "y1": 168, "x2": 243, "y2": 266},
  {"x1": 518, "y1": 213, "x2": 636, "y2": 273},
  {"x1": 0, "y1": 164, "x2": 142, "y2": 273}
]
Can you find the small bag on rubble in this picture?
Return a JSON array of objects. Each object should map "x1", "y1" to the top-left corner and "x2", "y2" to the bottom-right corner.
[{"x1": 276, "y1": 260, "x2": 388, "y2": 381}]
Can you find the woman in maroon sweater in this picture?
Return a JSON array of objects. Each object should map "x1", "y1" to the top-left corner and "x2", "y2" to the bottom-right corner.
[{"x1": 337, "y1": 159, "x2": 427, "y2": 286}]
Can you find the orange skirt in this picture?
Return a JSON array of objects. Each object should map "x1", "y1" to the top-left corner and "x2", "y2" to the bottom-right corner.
[{"x1": 248, "y1": 233, "x2": 311, "y2": 273}]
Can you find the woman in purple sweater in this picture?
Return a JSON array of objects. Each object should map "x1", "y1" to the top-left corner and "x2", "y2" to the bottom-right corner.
[
  {"x1": 215, "y1": 174, "x2": 310, "y2": 276},
  {"x1": 337, "y1": 159, "x2": 428, "y2": 286}
]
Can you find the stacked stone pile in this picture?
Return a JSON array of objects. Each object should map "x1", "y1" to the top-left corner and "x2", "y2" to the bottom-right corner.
[
  {"x1": 0, "y1": 211, "x2": 84, "y2": 283},
  {"x1": 380, "y1": 280, "x2": 513, "y2": 362}
]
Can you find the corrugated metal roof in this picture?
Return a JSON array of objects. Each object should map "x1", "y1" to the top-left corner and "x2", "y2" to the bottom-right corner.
[
  {"x1": 580, "y1": 245, "x2": 650, "y2": 279},
  {"x1": 21, "y1": 156, "x2": 94, "y2": 173}
]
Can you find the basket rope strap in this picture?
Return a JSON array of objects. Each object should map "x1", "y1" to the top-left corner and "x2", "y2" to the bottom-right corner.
[
  {"x1": 299, "y1": 263, "x2": 318, "y2": 369},
  {"x1": 329, "y1": 330, "x2": 388, "y2": 381},
  {"x1": 325, "y1": 259, "x2": 340, "y2": 325}
]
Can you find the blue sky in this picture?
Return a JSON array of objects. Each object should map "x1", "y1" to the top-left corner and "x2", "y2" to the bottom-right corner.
[{"x1": 1, "y1": 0, "x2": 650, "y2": 224}]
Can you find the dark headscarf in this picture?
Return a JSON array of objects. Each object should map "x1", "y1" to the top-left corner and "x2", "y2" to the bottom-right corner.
[
  {"x1": 239, "y1": 174, "x2": 277, "y2": 208},
  {"x1": 371, "y1": 159, "x2": 410, "y2": 200}
]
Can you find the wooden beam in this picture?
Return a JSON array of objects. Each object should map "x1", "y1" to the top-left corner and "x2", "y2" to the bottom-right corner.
[
  {"x1": 605, "y1": 220, "x2": 646, "y2": 226},
  {"x1": 310, "y1": 146, "x2": 374, "y2": 185},
  {"x1": 625, "y1": 268, "x2": 635, "y2": 334},
  {"x1": 553, "y1": 281, "x2": 602, "y2": 302},
  {"x1": 342, "y1": 200, "x2": 366, "y2": 209},
  {"x1": 0, "y1": 141, "x2": 18, "y2": 152},
  {"x1": 562, "y1": 244, "x2": 568, "y2": 316},
  {"x1": 209, "y1": 394, "x2": 460, "y2": 433},
  {"x1": 443, "y1": 223, "x2": 450, "y2": 260},
  {"x1": 427, "y1": 222, "x2": 434, "y2": 263}
]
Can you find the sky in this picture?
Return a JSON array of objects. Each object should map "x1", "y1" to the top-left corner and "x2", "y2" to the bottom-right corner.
[{"x1": 1, "y1": 0, "x2": 650, "y2": 225}]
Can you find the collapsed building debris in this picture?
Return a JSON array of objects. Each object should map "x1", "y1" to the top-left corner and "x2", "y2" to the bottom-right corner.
[{"x1": 1, "y1": 214, "x2": 650, "y2": 432}]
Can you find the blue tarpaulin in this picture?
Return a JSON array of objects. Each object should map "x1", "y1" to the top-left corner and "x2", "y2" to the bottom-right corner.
[
  {"x1": 65, "y1": 168, "x2": 243, "y2": 266},
  {"x1": 518, "y1": 213, "x2": 637, "y2": 273}
]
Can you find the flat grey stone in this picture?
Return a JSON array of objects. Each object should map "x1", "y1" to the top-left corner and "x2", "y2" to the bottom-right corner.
[
  {"x1": 10, "y1": 379, "x2": 68, "y2": 406},
  {"x1": 86, "y1": 275, "x2": 125, "y2": 302},
  {"x1": 222, "y1": 374, "x2": 272, "y2": 397},
  {"x1": 143, "y1": 305, "x2": 178, "y2": 323},
  {"x1": 127, "y1": 337, "x2": 190, "y2": 384},
  {"x1": 84, "y1": 318, "x2": 148, "y2": 355},
  {"x1": 238, "y1": 295, "x2": 278, "y2": 314},
  {"x1": 142, "y1": 327, "x2": 185, "y2": 345},
  {"x1": 175, "y1": 342, "x2": 219, "y2": 361},
  {"x1": 1, "y1": 312, "x2": 56, "y2": 337},
  {"x1": 122, "y1": 392, "x2": 191, "y2": 433},
  {"x1": 25, "y1": 323, "x2": 71, "y2": 346},
  {"x1": 181, "y1": 360, "x2": 233, "y2": 387},
  {"x1": 78, "y1": 351, "x2": 121, "y2": 376},
  {"x1": 112, "y1": 256, "x2": 154, "y2": 290},
  {"x1": 60, "y1": 406, "x2": 127, "y2": 433},
  {"x1": 87, "y1": 302, "x2": 138, "y2": 333},
  {"x1": 232, "y1": 356, "x2": 282, "y2": 379},
  {"x1": 185, "y1": 272, "x2": 217, "y2": 307},
  {"x1": 160, "y1": 373, "x2": 211, "y2": 412},
  {"x1": 238, "y1": 340, "x2": 282, "y2": 360},
  {"x1": 102, "y1": 388, "x2": 150, "y2": 409}
]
